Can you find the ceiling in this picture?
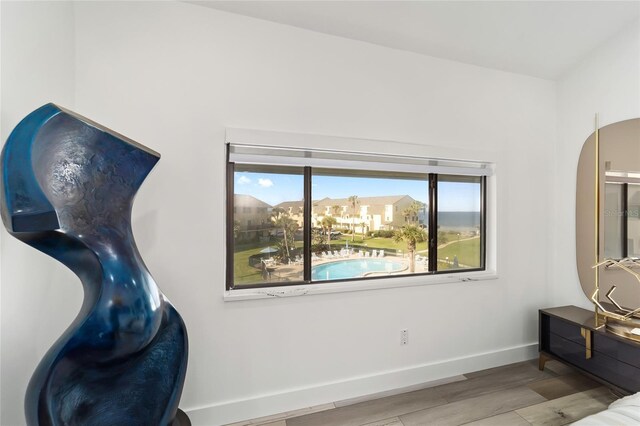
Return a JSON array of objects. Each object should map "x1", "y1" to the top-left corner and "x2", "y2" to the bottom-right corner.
[{"x1": 190, "y1": 1, "x2": 640, "y2": 80}]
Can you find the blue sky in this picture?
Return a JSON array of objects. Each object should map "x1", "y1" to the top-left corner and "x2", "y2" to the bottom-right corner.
[{"x1": 234, "y1": 172, "x2": 480, "y2": 211}]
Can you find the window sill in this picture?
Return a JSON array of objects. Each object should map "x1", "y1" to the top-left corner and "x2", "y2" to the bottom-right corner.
[{"x1": 223, "y1": 270, "x2": 499, "y2": 301}]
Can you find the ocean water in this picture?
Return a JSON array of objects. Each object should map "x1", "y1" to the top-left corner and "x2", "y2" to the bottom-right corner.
[{"x1": 437, "y1": 211, "x2": 481, "y2": 231}]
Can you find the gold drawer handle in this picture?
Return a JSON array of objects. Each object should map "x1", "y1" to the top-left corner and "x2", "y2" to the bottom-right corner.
[{"x1": 581, "y1": 327, "x2": 592, "y2": 359}]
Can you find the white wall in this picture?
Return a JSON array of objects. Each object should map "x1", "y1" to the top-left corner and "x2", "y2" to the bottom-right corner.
[
  {"x1": 74, "y1": 3, "x2": 557, "y2": 424},
  {"x1": 0, "y1": 2, "x2": 78, "y2": 426},
  {"x1": 552, "y1": 20, "x2": 640, "y2": 307},
  {"x1": 1, "y1": 2, "x2": 559, "y2": 425}
]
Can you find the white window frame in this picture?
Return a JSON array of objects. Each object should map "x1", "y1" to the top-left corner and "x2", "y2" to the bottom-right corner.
[{"x1": 224, "y1": 128, "x2": 498, "y2": 301}]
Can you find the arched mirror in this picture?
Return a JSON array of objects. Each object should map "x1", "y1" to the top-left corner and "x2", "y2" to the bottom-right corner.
[{"x1": 576, "y1": 118, "x2": 640, "y2": 309}]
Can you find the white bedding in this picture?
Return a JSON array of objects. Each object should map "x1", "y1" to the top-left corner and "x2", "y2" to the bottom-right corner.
[{"x1": 573, "y1": 392, "x2": 640, "y2": 425}]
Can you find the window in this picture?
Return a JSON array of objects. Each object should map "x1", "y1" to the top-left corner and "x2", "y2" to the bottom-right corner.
[
  {"x1": 310, "y1": 169, "x2": 429, "y2": 280},
  {"x1": 630, "y1": 184, "x2": 640, "y2": 258},
  {"x1": 230, "y1": 165, "x2": 305, "y2": 286},
  {"x1": 605, "y1": 181, "x2": 640, "y2": 259},
  {"x1": 605, "y1": 183, "x2": 625, "y2": 259},
  {"x1": 436, "y1": 175, "x2": 484, "y2": 271},
  {"x1": 227, "y1": 144, "x2": 489, "y2": 290}
]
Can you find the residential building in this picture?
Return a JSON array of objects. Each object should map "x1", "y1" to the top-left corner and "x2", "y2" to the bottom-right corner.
[
  {"x1": 276, "y1": 195, "x2": 426, "y2": 232},
  {"x1": 313, "y1": 195, "x2": 425, "y2": 232},
  {"x1": 234, "y1": 194, "x2": 273, "y2": 242},
  {"x1": 273, "y1": 200, "x2": 305, "y2": 228}
]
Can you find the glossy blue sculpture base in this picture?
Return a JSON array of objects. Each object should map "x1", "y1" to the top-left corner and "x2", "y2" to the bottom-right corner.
[{"x1": 1, "y1": 104, "x2": 188, "y2": 425}]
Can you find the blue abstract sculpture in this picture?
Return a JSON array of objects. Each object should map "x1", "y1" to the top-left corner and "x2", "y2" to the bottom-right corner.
[{"x1": 1, "y1": 104, "x2": 188, "y2": 425}]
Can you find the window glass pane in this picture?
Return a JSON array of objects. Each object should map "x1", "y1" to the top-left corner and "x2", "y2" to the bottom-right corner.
[
  {"x1": 437, "y1": 175, "x2": 482, "y2": 271},
  {"x1": 310, "y1": 169, "x2": 429, "y2": 281},
  {"x1": 604, "y1": 183, "x2": 624, "y2": 259},
  {"x1": 628, "y1": 183, "x2": 640, "y2": 258},
  {"x1": 233, "y1": 165, "x2": 304, "y2": 286}
]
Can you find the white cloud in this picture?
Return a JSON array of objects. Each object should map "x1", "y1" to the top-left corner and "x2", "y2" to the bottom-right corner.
[
  {"x1": 258, "y1": 178, "x2": 274, "y2": 188},
  {"x1": 237, "y1": 176, "x2": 251, "y2": 185}
]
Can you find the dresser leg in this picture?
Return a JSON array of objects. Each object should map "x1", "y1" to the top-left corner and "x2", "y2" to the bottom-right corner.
[{"x1": 538, "y1": 353, "x2": 551, "y2": 371}]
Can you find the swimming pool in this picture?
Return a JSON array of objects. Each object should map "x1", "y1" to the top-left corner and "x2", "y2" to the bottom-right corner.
[{"x1": 311, "y1": 259, "x2": 405, "y2": 281}]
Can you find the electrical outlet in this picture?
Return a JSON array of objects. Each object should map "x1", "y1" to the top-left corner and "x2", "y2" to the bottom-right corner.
[{"x1": 400, "y1": 329, "x2": 408, "y2": 345}]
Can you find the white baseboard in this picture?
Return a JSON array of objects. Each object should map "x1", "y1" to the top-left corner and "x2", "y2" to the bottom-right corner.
[{"x1": 186, "y1": 342, "x2": 538, "y2": 426}]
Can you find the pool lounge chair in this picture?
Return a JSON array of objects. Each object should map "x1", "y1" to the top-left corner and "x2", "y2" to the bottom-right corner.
[
  {"x1": 372, "y1": 250, "x2": 378, "y2": 257},
  {"x1": 379, "y1": 250, "x2": 385, "y2": 257},
  {"x1": 419, "y1": 256, "x2": 428, "y2": 266}
]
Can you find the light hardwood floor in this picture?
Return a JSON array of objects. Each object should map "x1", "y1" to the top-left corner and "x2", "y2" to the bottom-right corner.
[{"x1": 225, "y1": 360, "x2": 620, "y2": 426}]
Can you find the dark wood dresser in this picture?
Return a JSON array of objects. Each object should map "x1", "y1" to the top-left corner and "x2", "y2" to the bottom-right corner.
[{"x1": 539, "y1": 305, "x2": 640, "y2": 394}]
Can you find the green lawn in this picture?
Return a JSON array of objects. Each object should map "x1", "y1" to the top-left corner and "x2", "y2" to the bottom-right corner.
[
  {"x1": 233, "y1": 244, "x2": 264, "y2": 285},
  {"x1": 332, "y1": 235, "x2": 428, "y2": 253},
  {"x1": 437, "y1": 237, "x2": 481, "y2": 269}
]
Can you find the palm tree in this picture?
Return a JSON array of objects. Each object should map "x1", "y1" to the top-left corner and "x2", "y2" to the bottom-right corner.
[
  {"x1": 321, "y1": 216, "x2": 338, "y2": 247},
  {"x1": 348, "y1": 195, "x2": 359, "y2": 242},
  {"x1": 402, "y1": 201, "x2": 424, "y2": 224},
  {"x1": 361, "y1": 213, "x2": 367, "y2": 240},
  {"x1": 331, "y1": 204, "x2": 341, "y2": 230},
  {"x1": 271, "y1": 207, "x2": 298, "y2": 261},
  {"x1": 394, "y1": 224, "x2": 427, "y2": 273}
]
